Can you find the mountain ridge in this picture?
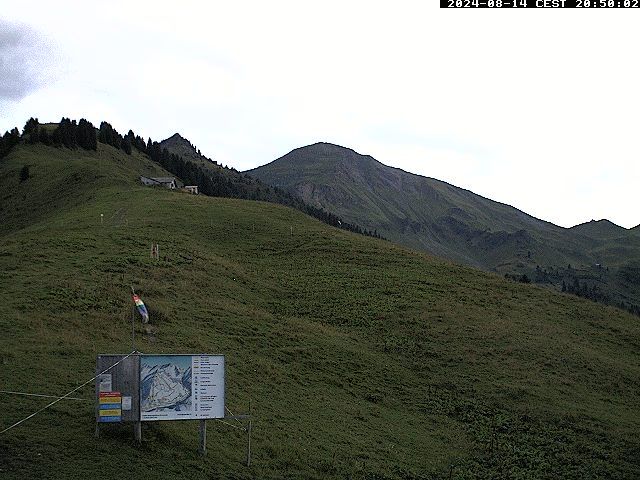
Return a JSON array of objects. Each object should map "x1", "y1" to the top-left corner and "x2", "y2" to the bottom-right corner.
[
  {"x1": 248, "y1": 142, "x2": 640, "y2": 312},
  {"x1": 256, "y1": 142, "x2": 635, "y2": 232},
  {"x1": 570, "y1": 218, "x2": 634, "y2": 238}
]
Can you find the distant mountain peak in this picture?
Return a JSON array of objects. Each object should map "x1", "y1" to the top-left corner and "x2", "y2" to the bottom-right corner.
[
  {"x1": 570, "y1": 218, "x2": 627, "y2": 238},
  {"x1": 307, "y1": 141, "x2": 353, "y2": 150},
  {"x1": 159, "y1": 133, "x2": 212, "y2": 163},
  {"x1": 274, "y1": 143, "x2": 381, "y2": 173},
  {"x1": 285, "y1": 142, "x2": 362, "y2": 156},
  {"x1": 162, "y1": 132, "x2": 192, "y2": 147}
]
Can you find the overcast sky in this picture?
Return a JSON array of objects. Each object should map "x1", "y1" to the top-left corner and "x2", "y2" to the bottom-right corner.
[{"x1": 1, "y1": 1, "x2": 638, "y2": 228}]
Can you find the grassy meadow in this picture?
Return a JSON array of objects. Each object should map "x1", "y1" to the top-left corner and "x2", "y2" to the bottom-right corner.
[{"x1": 0, "y1": 143, "x2": 639, "y2": 479}]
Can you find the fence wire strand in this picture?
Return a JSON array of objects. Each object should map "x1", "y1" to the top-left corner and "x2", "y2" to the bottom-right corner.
[
  {"x1": 0, "y1": 390, "x2": 89, "y2": 402},
  {"x1": 0, "y1": 350, "x2": 136, "y2": 435}
]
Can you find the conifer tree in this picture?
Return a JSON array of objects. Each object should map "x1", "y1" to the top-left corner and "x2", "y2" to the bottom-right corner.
[
  {"x1": 1, "y1": 128, "x2": 20, "y2": 158},
  {"x1": 53, "y1": 118, "x2": 78, "y2": 148},
  {"x1": 121, "y1": 137, "x2": 132, "y2": 155},
  {"x1": 39, "y1": 129, "x2": 51, "y2": 146},
  {"x1": 98, "y1": 121, "x2": 112, "y2": 145},
  {"x1": 77, "y1": 119, "x2": 97, "y2": 150},
  {"x1": 23, "y1": 118, "x2": 39, "y2": 144},
  {"x1": 9, "y1": 127, "x2": 20, "y2": 145}
]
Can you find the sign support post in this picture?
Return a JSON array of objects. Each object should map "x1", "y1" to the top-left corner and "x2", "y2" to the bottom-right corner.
[
  {"x1": 130, "y1": 287, "x2": 136, "y2": 352},
  {"x1": 199, "y1": 419, "x2": 207, "y2": 456},
  {"x1": 135, "y1": 421, "x2": 142, "y2": 444}
]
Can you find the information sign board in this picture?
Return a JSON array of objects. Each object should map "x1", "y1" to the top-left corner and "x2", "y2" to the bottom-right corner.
[
  {"x1": 95, "y1": 354, "x2": 140, "y2": 423},
  {"x1": 140, "y1": 355, "x2": 224, "y2": 421}
]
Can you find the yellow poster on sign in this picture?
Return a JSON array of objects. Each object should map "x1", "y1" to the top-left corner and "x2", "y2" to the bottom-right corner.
[
  {"x1": 99, "y1": 396, "x2": 122, "y2": 404},
  {"x1": 99, "y1": 409, "x2": 122, "y2": 417}
]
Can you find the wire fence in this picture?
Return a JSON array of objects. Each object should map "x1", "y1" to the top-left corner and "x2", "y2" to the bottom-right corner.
[{"x1": 0, "y1": 350, "x2": 136, "y2": 435}]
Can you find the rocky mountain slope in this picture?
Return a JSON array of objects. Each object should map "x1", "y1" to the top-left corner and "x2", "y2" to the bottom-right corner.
[{"x1": 248, "y1": 142, "x2": 640, "y2": 311}]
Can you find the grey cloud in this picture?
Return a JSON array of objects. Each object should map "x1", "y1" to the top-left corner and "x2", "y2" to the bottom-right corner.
[{"x1": 0, "y1": 20, "x2": 55, "y2": 101}]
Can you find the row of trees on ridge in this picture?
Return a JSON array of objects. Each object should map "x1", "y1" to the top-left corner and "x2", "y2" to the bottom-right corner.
[{"x1": 6, "y1": 117, "x2": 383, "y2": 240}]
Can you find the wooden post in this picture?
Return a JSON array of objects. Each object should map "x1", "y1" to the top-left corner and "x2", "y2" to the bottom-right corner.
[
  {"x1": 246, "y1": 419, "x2": 252, "y2": 467},
  {"x1": 135, "y1": 421, "x2": 142, "y2": 444},
  {"x1": 199, "y1": 419, "x2": 207, "y2": 456},
  {"x1": 246, "y1": 398, "x2": 252, "y2": 467},
  {"x1": 95, "y1": 423, "x2": 100, "y2": 438}
]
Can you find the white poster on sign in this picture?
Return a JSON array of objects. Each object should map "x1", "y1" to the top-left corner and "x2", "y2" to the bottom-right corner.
[
  {"x1": 98, "y1": 374, "x2": 112, "y2": 392},
  {"x1": 140, "y1": 355, "x2": 224, "y2": 421},
  {"x1": 122, "y1": 396, "x2": 132, "y2": 411}
]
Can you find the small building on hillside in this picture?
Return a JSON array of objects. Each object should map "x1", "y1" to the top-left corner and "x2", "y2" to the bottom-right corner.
[
  {"x1": 140, "y1": 176, "x2": 178, "y2": 189},
  {"x1": 183, "y1": 185, "x2": 199, "y2": 195}
]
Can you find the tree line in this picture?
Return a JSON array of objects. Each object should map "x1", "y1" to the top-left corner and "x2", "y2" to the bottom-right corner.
[
  {"x1": 562, "y1": 278, "x2": 610, "y2": 304},
  {"x1": 21, "y1": 117, "x2": 98, "y2": 150},
  {"x1": 0, "y1": 128, "x2": 20, "y2": 159},
  {"x1": 504, "y1": 273, "x2": 531, "y2": 284},
  {"x1": 506, "y1": 264, "x2": 639, "y2": 317},
  {"x1": 562, "y1": 278, "x2": 639, "y2": 317}
]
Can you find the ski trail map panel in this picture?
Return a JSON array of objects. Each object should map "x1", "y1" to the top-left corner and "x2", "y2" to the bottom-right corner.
[{"x1": 140, "y1": 354, "x2": 225, "y2": 421}]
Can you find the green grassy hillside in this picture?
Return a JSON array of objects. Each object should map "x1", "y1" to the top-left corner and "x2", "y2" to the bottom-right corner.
[
  {"x1": 247, "y1": 142, "x2": 640, "y2": 313},
  {"x1": 1, "y1": 143, "x2": 639, "y2": 479}
]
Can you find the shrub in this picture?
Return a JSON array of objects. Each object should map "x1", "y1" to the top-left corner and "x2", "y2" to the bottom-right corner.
[{"x1": 19, "y1": 165, "x2": 30, "y2": 182}]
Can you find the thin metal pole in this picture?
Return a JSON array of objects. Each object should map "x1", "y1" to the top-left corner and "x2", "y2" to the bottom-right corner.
[{"x1": 130, "y1": 286, "x2": 136, "y2": 352}]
